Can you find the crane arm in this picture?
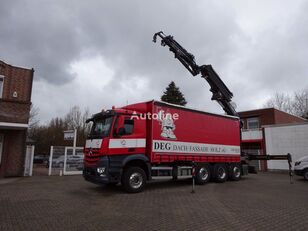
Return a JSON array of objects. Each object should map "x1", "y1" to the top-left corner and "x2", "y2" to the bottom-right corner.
[
  {"x1": 247, "y1": 153, "x2": 293, "y2": 183},
  {"x1": 153, "y1": 31, "x2": 238, "y2": 116},
  {"x1": 153, "y1": 31, "x2": 200, "y2": 76}
]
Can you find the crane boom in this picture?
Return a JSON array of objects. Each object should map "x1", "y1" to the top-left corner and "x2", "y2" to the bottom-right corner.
[
  {"x1": 153, "y1": 31, "x2": 293, "y2": 181},
  {"x1": 153, "y1": 31, "x2": 238, "y2": 116}
]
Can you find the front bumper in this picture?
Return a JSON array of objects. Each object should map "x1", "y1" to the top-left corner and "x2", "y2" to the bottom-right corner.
[
  {"x1": 83, "y1": 167, "x2": 110, "y2": 184},
  {"x1": 294, "y1": 169, "x2": 304, "y2": 176},
  {"x1": 83, "y1": 156, "x2": 120, "y2": 185},
  {"x1": 83, "y1": 155, "x2": 110, "y2": 184}
]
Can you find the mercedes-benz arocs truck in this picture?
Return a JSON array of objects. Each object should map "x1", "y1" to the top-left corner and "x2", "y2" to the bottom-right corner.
[
  {"x1": 83, "y1": 31, "x2": 292, "y2": 192},
  {"x1": 84, "y1": 100, "x2": 243, "y2": 192}
]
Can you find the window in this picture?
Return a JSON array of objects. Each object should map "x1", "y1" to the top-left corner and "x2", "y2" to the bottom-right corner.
[
  {"x1": 247, "y1": 117, "x2": 259, "y2": 129},
  {"x1": 123, "y1": 119, "x2": 134, "y2": 135},
  {"x1": 89, "y1": 116, "x2": 114, "y2": 138},
  {"x1": 0, "y1": 76, "x2": 4, "y2": 98}
]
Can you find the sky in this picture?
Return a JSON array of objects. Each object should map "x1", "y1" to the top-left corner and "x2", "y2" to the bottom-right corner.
[{"x1": 1, "y1": 0, "x2": 307, "y2": 124}]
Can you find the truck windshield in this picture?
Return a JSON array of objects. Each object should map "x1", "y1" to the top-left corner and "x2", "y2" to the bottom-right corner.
[{"x1": 89, "y1": 116, "x2": 113, "y2": 139}]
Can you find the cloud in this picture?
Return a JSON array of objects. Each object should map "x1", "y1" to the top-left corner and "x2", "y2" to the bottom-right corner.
[{"x1": 0, "y1": 0, "x2": 307, "y2": 122}]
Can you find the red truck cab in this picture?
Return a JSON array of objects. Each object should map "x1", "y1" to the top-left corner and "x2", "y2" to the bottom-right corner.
[{"x1": 84, "y1": 107, "x2": 148, "y2": 184}]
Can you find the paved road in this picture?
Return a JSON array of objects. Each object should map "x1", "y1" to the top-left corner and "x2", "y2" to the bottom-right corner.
[{"x1": 0, "y1": 173, "x2": 307, "y2": 231}]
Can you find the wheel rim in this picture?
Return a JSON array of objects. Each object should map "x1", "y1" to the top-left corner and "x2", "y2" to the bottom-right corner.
[
  {"x1": 304, "y1": 171, "x2": 308, "y2": 180},
  {"x1": 199, "y1": 168, "x2": 209, "y2": 181},
  {"x1": 218, "y1": 167, "x2": 226, "y2": 179},
  {"x1": 129, "y1": 172, "x2": 143, "y2": 189},
  {"x1": 233, "y1": 166, "x2": 241, "y2": 178}
]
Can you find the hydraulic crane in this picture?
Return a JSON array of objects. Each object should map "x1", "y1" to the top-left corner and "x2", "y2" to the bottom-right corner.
[
  {"x1": 153, "y1": 31, "x2": 293, "y2": 181},
  {"x1": 153, "y1": 31, "x2": 238, "y2": 117}
]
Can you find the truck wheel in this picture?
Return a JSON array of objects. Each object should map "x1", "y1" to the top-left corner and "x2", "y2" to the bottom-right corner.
[
  {"x1": 195, "y1": 165, "x2": 211, "y2": 185},
  {"x1": 213, "y1": 164, "x2": 228, "y2": 183},
  {"x1": 304, "y1": 169, "x2": 308, "y2": 181},
  {"x1": 122, "y1": 167, "x2": 146, "y2": 193},
  {"x1": 229, "y1": 164, "x2": 241, "y2": 181}
]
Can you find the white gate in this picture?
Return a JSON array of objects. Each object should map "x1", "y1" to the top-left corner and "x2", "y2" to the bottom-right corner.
[
  {"x1": 24, "y1": 145, "x2": 35, "y2": 176},
  {"x1": 63, "y1": 146, "x2": 84, "y2": 175},
  {"x1": 48, "y1": 146, "x2": 83, "y2": 176}
]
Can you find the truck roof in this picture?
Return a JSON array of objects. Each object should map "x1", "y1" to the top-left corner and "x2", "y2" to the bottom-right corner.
[{"x1": 122, "y1": 100, "x2": 240, "y2": 120}]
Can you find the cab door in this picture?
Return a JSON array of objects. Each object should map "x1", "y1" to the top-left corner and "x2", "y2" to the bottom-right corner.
[{"x1": 108, "y1": 115, "x2": 146, "y2": 155}]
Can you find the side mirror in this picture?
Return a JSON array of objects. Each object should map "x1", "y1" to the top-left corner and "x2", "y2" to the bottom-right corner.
[{"x1": 118, "y1": 127, "x2": 126, "y2": 136}]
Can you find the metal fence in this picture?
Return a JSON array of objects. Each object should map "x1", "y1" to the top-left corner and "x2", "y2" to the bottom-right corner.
[{"x1": 48, "y1": 146, "x2": 84, "y2": 176}]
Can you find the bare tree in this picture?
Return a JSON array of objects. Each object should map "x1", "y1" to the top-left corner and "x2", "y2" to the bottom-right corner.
[
  {"x1": 264, "y1": 89, "x2": 308, "y2": 119},
  {"x1": 29, "y1": 104, "x2": 40, "y2": 129},
  {"x1": 81, "y1": 107, "x2": 91, "y2": 134},
  {"x1": 65, "y1": 106, "x2": 83, "y2": 130},
  {"x1": 28, "y1": 105, "x2": 92, "y2": 154},
  {"x1": 293, "y1": 88, "x2": 308, "y2": 119},
  {"x1": 264, "y1": 92, "x2": 294, "y2": 114},
  {"x1": 64, "y1": 106, "x2": 92, "y2": 145}
]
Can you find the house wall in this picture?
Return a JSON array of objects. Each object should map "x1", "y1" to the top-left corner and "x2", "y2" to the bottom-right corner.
[
  {"x1": 0, "y1": 61, "x2": 33, "y2": 177},
  {"x1": 0, "y1": 61, "x2": 33, "y2": 102},
  {"x1": 0, "y1": 61, "x2": 33, "y2": 124},
  {"x1": 0, "y1": 101, "x2": 31, "y2": 123},
  {"x1": 0, "y1": 130, "x2": 27, "y2": 177},
  {"x1": 239, "y1": 108, "x2": 306, "y2": 171},
  {"x1": 274, "y1": 110, "x2": 304, "y2": 124},
  {"x1": 240, "y1": 108, "x2": 275, "y2": 129},
  {"x1": 239, "y1": 108, "x2": 305, "y2": 129},
  {"x1": 265, "y1": 123, "x2": 308, "y2": 170}
]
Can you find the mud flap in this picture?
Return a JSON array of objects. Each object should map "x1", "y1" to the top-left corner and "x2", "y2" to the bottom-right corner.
[{"x1": 241, "y1": 164, "x2": 249, "y2": 175}]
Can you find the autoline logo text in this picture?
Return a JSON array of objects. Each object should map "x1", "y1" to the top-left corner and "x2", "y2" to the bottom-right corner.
[{"x1": 130, "y1": 110, "x2": 179, "y2": 120}]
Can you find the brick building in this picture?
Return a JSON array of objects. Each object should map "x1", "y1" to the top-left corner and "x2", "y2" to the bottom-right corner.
[
  {"x1": 239, "y1": 108, "x2": 306, "y2": 170},
  {"x1": 0, "y1": 60, "x2": 34, "y2": 177}
]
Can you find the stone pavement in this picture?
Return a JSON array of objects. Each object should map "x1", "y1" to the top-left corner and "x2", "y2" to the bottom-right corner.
[{"x1": 0, "y1": 172, "x2": 307, "y2": 231}]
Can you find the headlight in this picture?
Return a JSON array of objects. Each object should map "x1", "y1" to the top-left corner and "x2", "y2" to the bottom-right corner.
[{"x1": 97, "y1": 167, "x2": 106, "y2": 176}]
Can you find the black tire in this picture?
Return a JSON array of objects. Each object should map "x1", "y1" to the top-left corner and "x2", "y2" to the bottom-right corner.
[
  {"x1": 195, "y1": 165, "x2": 211, "y2": 185},
  {"x1": 304, "y1": 169, "x2": 308, "y2": 181},
  {"x1": 122, "y1": 167, "x2": 146, "y2": 193},
  {"x1": 213, "y1": 164, "x2": 228, "y2": 183},
  {"x1": 229, "y1": 164, "x2": 241, "y2": 181}
]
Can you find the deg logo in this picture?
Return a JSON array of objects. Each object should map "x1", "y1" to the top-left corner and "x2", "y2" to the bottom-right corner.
[
  {"x1": 157, "y1": 110, "x2": 177, "y2": 140},
  {"x1": 120, "y1": 140, "x2": 126, "y2": 146}
]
